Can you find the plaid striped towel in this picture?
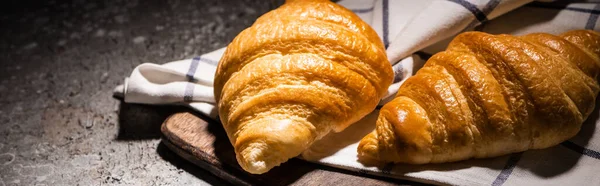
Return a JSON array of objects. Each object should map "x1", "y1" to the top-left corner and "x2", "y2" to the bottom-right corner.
[{"x1": 114, "y1": 0, "x2": 600, "y2": 185}]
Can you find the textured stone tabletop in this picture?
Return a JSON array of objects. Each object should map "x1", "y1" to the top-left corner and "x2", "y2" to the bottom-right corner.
[{"x1": 0, "y1": 0, "x2": 276, "y2": 185}]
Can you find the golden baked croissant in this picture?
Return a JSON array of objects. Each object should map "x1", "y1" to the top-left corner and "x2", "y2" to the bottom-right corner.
[
  {"x1": 358, "y1": 30, "x2": 600, "y2": 164},
  {"x1": 214, "y1": 0, "x2": 393, "y2": 174}
]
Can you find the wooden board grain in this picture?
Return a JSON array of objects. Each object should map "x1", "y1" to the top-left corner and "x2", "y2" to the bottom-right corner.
[{"x1": 161, "y1": 112, "x2": 425, "y2": 186}]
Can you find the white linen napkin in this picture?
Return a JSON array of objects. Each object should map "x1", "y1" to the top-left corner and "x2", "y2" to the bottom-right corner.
[{"x1": 114, "y1": 0, "x2": 600, "y2": 185}]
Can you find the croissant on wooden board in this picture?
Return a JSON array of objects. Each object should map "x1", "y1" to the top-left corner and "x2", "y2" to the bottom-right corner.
[
  {"x1": 358, "y1": 30, "x2": 600, "y2": 164},
  {"x1": 213, "y1": 0, "x2": 394, "y2": 174}
]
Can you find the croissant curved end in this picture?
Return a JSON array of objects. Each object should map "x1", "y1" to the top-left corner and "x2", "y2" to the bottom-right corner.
[
  {"x1": 236, "y1": 141, "x2": 272, "y2": 174},
  {"x1": 357, "y1": 132, "x2": 381, "y2": 165},
  {"x1": 234, "y1": 118, "x2": 316, "y2": 174}
]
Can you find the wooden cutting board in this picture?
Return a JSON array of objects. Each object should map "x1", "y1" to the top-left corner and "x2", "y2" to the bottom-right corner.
[{"x1": 160, "y1": 111, "x2": 426, "y2": 186}]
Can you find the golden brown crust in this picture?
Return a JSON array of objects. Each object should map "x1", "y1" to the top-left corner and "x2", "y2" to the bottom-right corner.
[
  {"x1": 358, "y1": 30, "x2": 600, "y2": 164},
  {"x1": 214, "y1": 0, "x2": 393, "y2": 174}
]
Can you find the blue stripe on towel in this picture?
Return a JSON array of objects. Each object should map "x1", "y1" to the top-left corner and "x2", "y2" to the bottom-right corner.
[
  {"x1": 382, "y1": 0, "x2": 390, "y2": 48},
  {"x1": 472, "y1": 0, "x2": 501, "y2": 30},
  {"x1": 184, "y1": 82, "x2": 194, "y2": 102},
  {"x1": 561, "y1": 141, "x2": 600, "y2": 160},
  {"x1": 392, "y1": 62, "x2": 404, "y2": 83},
  {"x1": 586, "y1": 4, "x2": 600, "y2": 29},
  {"x1": 492, "y1": 152, "x2": 523, "y2": 186},
  {"x1": 186, "y1": 56, "x2": 201, "y2": 82},
  {"x1": 184, "y1": 56, "x2": 212, "y2": 102},
  {"x1": 186, "y1": 56, "x2": 219, "y2": 82},
  {"x1": 447, "y1": 0, "x2": 489, "y2": 23},
  {"x1": 481, "y1": 0, "x2": 501, "y2": 16}
]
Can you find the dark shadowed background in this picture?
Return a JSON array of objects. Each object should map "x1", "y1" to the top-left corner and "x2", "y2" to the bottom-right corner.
[{"x1": 0, "y1": 0, "x2": 285, "y2": 185}]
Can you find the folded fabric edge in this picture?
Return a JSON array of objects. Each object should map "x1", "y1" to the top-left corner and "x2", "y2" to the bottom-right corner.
[{"x1": 113, "y1": 77, "x2": 128, "y2": 99}]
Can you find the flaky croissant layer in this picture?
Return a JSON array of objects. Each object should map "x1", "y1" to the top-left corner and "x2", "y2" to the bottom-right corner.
[
  {"x1": 214, "y1": 0, "x2": 393, "y2": 174},
  {"x1": 359, "y1": 30, "x2": 600, "y2": 164}
]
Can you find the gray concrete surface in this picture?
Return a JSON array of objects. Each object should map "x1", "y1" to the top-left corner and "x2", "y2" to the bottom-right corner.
[{"x1": 0, "y1": 0, "x2": 277, "y2": 185}]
